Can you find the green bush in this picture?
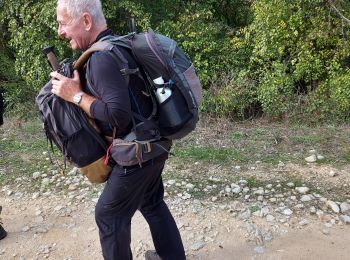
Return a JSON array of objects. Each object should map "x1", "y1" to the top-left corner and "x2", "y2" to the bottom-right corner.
[
  {"x1": 223, "y1": 0, "x2": 350, "y2": 121},
  {"x1": 1, "y1": 0, "x2": 350, "y2": 123}
]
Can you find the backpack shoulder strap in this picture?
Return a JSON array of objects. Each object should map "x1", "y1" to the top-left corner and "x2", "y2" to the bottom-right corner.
[
  {"x1": 81, "y1": 35, "x2": 160, "y2": 141},
  {"x1": 83, "y1": 39, "x2": 132, "y2": 98},
  {"x1": 73, "y1": 41, "x2": 113, "y2": 70}
]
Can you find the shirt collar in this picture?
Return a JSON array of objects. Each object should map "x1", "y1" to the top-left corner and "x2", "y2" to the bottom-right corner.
[{"x1": 95, "y1": 29, "x2": 113, "y2": 42}]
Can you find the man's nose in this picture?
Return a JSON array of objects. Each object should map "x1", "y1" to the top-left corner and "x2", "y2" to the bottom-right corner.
[{"x1": 58, "y1": 25, "x2": 65, "y2": 37}]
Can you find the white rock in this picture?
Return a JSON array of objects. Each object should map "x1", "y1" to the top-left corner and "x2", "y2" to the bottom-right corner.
[
  {"x1": 242, "y1": 187, "x2": 250, "y2": 193},
  {"x1": 68, "y1": 184, "x2": 77, "y2": 191},
  {"x1": 340, "y1": 215, "x2": 350, "y2": 224},
  {"x1": 211, "y1": 197, "x2": 218, "y2": 202},
  {"x1": 299, "y1": 219, "x2": 309, "y2": 226},
  {"x1": 182, "y1": 193, "x2": 191, "y2": 200},
  {"x1": 238, "y1": 180, "x2": 248, "y2": 186},
  {"x1": 327, "y1": 200, "x2": 340, "y2": 213},
  {"x1": 322, "y1": 229, "x2": 330, "y2": 235},
  {"x1": 41, "y1": 178, "x2": 50, "y2": 186},
  {"x1": 54, "y1": 205, "x2": 64, "y2": 211},
  {"x1": 294, "y1": 204, "x2": 304, "y2": 209},
  {"x1": 295, "y1": 187, "x2": 310, "y2": 194},
  {"x1": 324, "y1": 223, "x2": 332, "y2": 228},
  {"x1": 278, "y1": 161, "x2": 285, "y2": 168},
  {"x1": 269, "y1": 198, "x2": 277, "y2": 203},
  {"x1": 231, "y1": 187, "x2": 241, "y2": 194},
  {"x1": 35, "y1": 216, "x2": 44, "y2": 223},
  {"x1": 254, "y1": 246, "x2": 265, "y2": 254},
  {"x1": 329, "y1": 170, "x2": 337, "y2": 177},
  {"x1": 36, "y1": 228, "x2": 48, "y2": 233},
  {"x1": 22, "y1": 226, "x2": 30, "y2": 232},
  {"x1": 239, "y1": 210, "x2": 252, "y2": 220},
  {"x1": 252, "y1": 210, "x2": 261, "y2": 217},
  {"x1": 167, "y1": 180, "x2": 176, "y2": 185},
  {"x1": 190, "y1": 242, "x2": 206, "y2": 251},
  {"x1": 310, "y1": 206, "x2": 317, "y2": 214},
  {"x1": 287, "y1": 182, "x2": 295, "y2": 188},
  {"x1": 340, "y1": 202, "x2": 350, "y2": 214},
  {"x1": 290, "y1": 196, "x2": 297, "y2": 201},
  {"x1": 283, "y1": 208, "x2": 293, "y2": 216},
  {"x1": 266, "y1": 184, "x2": 273, "y2": 189},
  {"x1": 186, "y1": 183, "x2": 195, "y2": 190},
  {"x1": 266, "y1": 215, "x2": 275, "y2": 222},
  {"x1": 209, "y1": 176, "x2": 221, "y2": 182},
  {"x1": 69, "y1": 167, "x2": 78, "y2": 175},
  {"x1": 254, "y1": 189, "x2": 264, "y2": 195},
  {"x1": 230, "y1": 183, "x2": 239, "y2": 189},
  {"x1": 300, "y1": 195, "x2": 314, "y2": 202},
  {"x1": 317, "y1": 155, "x2": 325, "y2": 160},
  {"x1": 32, "y1": 192, "x2": 40, "y2": 199},
  {"x1": 261, "y1": 207, "x2": 270, "y2": 216},
  {"x1": 32, "y1": 172, "x2": 41, "y2": 179},
  {"x1": 305, "y1": 154, "x2": 317, "y2": 163}
]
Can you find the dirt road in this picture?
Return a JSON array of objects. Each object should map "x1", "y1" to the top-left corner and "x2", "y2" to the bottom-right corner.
[{"x1": 1, "y1": 190, "x2": 349, "y2": 260}]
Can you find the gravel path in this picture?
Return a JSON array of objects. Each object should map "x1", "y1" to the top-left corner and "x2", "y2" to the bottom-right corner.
[{"x1": 1, "y1": 167, "x2": 350, "y2": 260}]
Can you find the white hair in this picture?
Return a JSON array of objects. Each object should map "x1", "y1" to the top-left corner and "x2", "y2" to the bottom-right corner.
[{"x1": 57, "y1": 0, "x2": 106, "y2": 27}]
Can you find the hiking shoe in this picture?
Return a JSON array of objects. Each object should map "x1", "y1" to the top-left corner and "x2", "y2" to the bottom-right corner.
[
  {"x1": 145, "y1": 250, "x2": 162, "y2": 260},
  {"x1": 0, "y1": 224, "x2": 7, "y2": 240}
]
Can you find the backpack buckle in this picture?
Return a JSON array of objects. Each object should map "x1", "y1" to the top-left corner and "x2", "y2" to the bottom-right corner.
[
  {"x1": 142, "y1": 142, "x2": 152, "y2": 153},
  {"x1": 120, "y1": 68, "x2": 139, "y2": 76}
]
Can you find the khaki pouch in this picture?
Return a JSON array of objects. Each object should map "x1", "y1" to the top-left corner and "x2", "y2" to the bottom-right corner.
[{"x1": 78, "y1": 156, "x2": 112, "y2": 183}]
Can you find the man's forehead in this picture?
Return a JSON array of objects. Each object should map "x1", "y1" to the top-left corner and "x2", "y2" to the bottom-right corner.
[{"x1": 56, "y1": 4, "x2": 70, "y2": 21}]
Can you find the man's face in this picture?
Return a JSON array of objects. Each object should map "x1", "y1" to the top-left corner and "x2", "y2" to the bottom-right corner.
[{"x1": 56, "y1": 4, "x2": 90, "y2": 51}]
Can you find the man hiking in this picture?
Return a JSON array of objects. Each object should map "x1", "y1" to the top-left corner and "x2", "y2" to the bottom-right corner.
[{"x1": 51, "y1": 0, "x2": 186, "y2": 259}]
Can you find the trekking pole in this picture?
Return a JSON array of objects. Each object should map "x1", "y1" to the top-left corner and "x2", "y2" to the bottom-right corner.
[{"x1": 43, "y1": 46, "x2": 60, "y2": 71}]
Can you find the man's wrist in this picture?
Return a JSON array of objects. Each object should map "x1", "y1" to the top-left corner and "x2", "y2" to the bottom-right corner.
[{"x1": 72, "y1": 91, "x2": 84, "y2": 105}]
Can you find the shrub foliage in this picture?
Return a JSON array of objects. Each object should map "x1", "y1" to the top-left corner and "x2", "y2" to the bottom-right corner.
[{"x1": 1, "y1": 0, "x2": 350, "y2": 122}]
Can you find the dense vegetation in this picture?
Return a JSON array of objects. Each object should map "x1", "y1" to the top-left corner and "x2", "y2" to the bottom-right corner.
[{"x1": 1, "y1": 0, "x2": 350, "y2": 122}]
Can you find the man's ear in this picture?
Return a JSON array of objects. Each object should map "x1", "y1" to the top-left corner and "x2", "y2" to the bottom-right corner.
[{"x1": 82, "y1": 12, "x2": 93, "y2": 31}]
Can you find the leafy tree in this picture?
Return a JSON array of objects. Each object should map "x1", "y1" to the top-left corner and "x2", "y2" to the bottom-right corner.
[
  {"x1": 2, "y1": 0, "x2": 350, "y2": 123},
  {"x1": 220, "y1": 0, "x2": 350, "y2": 121}
]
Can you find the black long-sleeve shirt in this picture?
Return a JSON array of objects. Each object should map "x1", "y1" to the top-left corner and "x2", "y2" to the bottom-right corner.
[
  {"x1": 84, "y1": 29, "x2": 152, "y2": 137},
  {"x1": 89, "y1": 49, "x2": 132, "y2": 134}
]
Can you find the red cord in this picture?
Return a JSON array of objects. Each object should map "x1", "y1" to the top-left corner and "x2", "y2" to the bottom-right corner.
[{"x1": 104, "y1": 144, "x2": 112, "y2": 165}]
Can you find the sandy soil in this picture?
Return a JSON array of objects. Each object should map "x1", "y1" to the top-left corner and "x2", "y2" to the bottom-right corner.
[{"x1": 1, "y1": 192, "x2": 349, "y2": 260}]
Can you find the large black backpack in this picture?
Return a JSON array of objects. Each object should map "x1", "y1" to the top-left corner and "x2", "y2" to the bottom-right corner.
[
  {"x1": 81, "y1": 29, "x2": 202, "y2": 141},
  {"x1": 36, "y1": 60, "x2": 111, "y2": 183}
]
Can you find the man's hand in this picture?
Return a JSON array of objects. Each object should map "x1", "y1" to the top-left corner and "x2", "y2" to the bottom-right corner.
[
  {"x1": 50, "y1": 69, "x2": 97, "y2": 117},
  {"x1": 50, "y1": 70, "x2": 82, "y2": 102}
]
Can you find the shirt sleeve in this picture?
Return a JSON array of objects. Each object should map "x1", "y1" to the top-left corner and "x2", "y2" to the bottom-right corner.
[{"x1": 88, "y1": 50, "x2": 132, "y2": 132}]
